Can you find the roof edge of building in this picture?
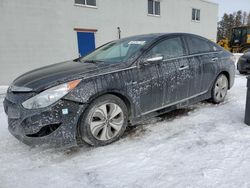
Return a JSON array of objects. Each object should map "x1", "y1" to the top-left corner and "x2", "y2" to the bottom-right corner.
[{"x1": 200, "y1": 0, "x2": 218, "y2": 6}]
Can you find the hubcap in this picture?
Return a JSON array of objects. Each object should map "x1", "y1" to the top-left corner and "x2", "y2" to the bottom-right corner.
[
  {"x1": 214, "y1": 75, "x2": 228, "y2": 102},
  {"x1": 90, "y1": 103, "x2": 124, "y2": 141}
]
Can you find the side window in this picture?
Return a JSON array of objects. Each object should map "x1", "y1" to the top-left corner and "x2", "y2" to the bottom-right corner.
[
  {"x1": 242, "y1": 29, "x2": 247, "y2": 37},
  {"x1": 186, "y1": 36, "x2": 211, "y2": 54},
  {"x1": 148, "y1": 37, "x2": 185, "y2": 59},
  {"x1": 208, "y1": 41, "x2": 222, "y2": 52}
]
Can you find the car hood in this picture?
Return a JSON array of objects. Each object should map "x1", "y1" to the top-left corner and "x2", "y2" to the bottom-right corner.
[{"x1": 12, "y1": 60, "x2": 119, "y2": 92}]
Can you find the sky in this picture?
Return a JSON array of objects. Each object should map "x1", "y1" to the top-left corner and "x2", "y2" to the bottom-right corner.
[{"x1": 210, "y1": 0, "x2": 250, "y2": 20}]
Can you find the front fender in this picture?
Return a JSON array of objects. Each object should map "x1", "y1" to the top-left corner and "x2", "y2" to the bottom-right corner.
[{"x1": 63, "y1": 77, "x2": 138, "y2": 119}]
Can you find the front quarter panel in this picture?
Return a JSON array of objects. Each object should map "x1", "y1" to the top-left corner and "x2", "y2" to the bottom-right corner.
[{"x1": 64, "y1": 66, "x2": 140, "y2": 118}]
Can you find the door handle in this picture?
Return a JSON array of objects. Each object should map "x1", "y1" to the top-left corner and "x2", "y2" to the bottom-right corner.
[
  {"x1": 179, "y1": 65, "x2": 189, "y2": 71},
  {"x1": 211, "y1": 57, "x2": 218, "y2": 62}
]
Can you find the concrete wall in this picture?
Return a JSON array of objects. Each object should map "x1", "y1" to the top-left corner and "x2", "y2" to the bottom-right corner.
[{"x1": 0, "y1": 0, "x2": 218, "y2": 85}]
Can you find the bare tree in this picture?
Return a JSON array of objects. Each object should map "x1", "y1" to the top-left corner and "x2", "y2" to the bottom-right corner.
[
  {"x1": 234, "y1": 10, "x2": 242, "y2": 27},
  {"x1": 217, "y1": 10, "x2": 250, "y2": 41},
  {"x1": 242, "y1": 11, "x2": 247, "y2": 25}
]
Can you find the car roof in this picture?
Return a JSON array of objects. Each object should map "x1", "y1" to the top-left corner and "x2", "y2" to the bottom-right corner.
[{"x1": 122, "y1": 33, "x2": 210, "y2": 41}]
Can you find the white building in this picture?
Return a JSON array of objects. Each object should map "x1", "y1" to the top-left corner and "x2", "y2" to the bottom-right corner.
[{"x1": 0, "y1": 0, "x2": 218, "y2": 85}]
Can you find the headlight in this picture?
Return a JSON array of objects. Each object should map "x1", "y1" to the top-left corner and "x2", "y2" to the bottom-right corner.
[{"x1": 22, "y1": 80, "x2": 81, "y2": 109}]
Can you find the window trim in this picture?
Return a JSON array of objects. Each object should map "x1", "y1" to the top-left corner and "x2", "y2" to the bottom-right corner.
[
  {"x1": 147, "y1": 0, "x2": 161, "y2": 16},
  {"x1": 74, "y1": 0, "x2": 97, "y2": 8},
  {"x1": 191, "y1": 8, "x2": 201, "y2": 22},
  {"x1": 74, "y1": 28, "x2": 98, "y2": 33},
  {"x1": 147, "y1": 13, "x2": 161, "y2": 18},
  {"x1": 183, "y1": 35, "x2": 215, "y2": 55}
]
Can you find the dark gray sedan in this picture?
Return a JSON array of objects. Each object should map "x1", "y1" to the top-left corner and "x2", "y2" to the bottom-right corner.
[
  {"x1": 4, "y1": 33, "x2": 235, "y2": 147},
  {"x1": 237, "y1": 52, "x2": 250, "y2": 74}
]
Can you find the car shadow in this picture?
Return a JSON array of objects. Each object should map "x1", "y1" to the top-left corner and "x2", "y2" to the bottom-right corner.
[
  {"x1": 123, "y1": 107, "x2": 198, "y2": 139},
  {"x1": 62, "y1": 108, "x2": 197, "y2": 155},
  {"x1": 63, "y1": 102, "x2": 210, "y2": 155}
]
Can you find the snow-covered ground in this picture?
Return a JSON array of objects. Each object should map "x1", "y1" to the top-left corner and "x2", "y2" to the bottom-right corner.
[
  {"x1": 0, "y1": 86, "x2": 8, "y2": 95},
  {"x1": 1, "y1": 62, "x2": 250, "y2": 188}
]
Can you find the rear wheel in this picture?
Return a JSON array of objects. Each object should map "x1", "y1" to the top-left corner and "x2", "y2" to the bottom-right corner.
[
  {"x1": 211, "y1": 74, "x2": 229, "y2": 104},
  {"x1": 79, "y1": 94, "x2": 128, "y2": 146}
]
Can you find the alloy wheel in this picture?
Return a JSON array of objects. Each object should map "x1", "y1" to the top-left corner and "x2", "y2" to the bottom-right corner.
[
  {"x1": 90, "y1": 103, "x2": 124, "y2": 141},
  {"x1": 214, "y1": 75, "x2": 228, "y2": 102}
]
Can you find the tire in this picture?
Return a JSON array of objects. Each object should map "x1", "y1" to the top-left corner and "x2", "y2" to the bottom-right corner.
[
  {"x1": 79, "y1": 94, "x2": 128, "y2": 146},
  {"x1": 211, "y1": 74, "x2": 229, "y2": 104},
  {"x1": 239, "y1": 71, "x2": 246, "y2": 75}
]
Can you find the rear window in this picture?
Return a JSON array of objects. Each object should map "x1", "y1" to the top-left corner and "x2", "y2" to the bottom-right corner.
[{"x1": 186, "y1": 36, "x2": 211, "y2": 54}]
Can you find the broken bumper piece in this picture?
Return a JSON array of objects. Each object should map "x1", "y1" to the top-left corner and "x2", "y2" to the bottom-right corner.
[{"x1": 3, "y1": 98, "x2": 86, "y2": 148}]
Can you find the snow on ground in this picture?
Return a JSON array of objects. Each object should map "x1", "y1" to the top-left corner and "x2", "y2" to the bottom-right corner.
[
  {"x1": 234, "y1": 53, "x2": 243, "y2": 62},
  {"x1": 0, "y1": 86, "x2": 8, "y2": 95},
  {"x1": 1, "y1": 63, "x2": 250, "y2": 188}
]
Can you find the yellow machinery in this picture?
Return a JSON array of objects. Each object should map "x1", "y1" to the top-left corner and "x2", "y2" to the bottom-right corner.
[{"x1": 218, "y1": 26, "x2": 250, "y2": 53}]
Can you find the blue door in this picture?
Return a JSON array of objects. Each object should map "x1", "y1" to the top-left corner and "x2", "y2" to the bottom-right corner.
[{"x1": 77, "y1": 32, "x2": 96, "y2": 57}]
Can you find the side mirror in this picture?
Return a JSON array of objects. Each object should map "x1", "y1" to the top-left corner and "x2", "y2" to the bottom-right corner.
[{"x1": 144, "y1": 56, "x2": 164, "y2": 63}]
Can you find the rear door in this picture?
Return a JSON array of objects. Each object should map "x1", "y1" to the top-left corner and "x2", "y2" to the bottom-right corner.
[{"x1": 184, "y1": 35, "x2": 218, "y2": 95}]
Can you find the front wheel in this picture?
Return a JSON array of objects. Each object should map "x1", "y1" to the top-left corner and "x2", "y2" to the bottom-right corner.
[
  {"x1": 211, "y1": 74, "x2": 229, "y2": 104},
  {"x1": 79, "y1": 94, "x2": 128, "y2": 146}
]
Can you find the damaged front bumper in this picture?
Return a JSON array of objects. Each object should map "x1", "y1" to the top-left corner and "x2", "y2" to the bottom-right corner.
[{"x1": 3, "y1": 93, "x2": 87, "y2": 148}]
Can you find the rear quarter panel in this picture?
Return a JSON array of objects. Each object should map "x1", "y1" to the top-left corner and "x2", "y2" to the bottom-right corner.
[{"x1": 219, "y1": 50, "x2": 235, "y2": 89}]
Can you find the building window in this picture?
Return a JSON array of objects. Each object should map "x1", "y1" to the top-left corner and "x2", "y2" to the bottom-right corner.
[
  {"x1": 75, "y1": 0, "x2": 96, "y2": 7},
  {"x1": 148, "y1": 0, "x2": 160, "y2": 16},
  {"x1": 192, "y1": 8, "x2": 200, "y2": 21}
]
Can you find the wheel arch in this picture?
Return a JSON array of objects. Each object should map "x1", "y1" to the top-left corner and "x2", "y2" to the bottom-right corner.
[
  {"x1": 76, "y1": 90, "x2": 135, "y2": 145},
  {"x1": 218, "y1": 71, "x2": 230, "y2": 89},
  {"x1": 87, "y1": 90, "x2": 134, "y2": 120}
]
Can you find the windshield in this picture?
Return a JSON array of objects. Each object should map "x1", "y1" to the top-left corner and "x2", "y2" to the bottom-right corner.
[
  {"x1": 232, "y1": 28, "x2": 249, "y2": 45},
  {"x1": 80, "y1": 36, "x2": 154, "y2": 64}
]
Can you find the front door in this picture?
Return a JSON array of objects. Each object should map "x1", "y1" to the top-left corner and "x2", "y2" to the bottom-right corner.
[
  {"x1": 144, "y1": 36, "x2": 189, "y2": 106},
  {"x1": 138, "y1": 59, "x2": 164, "y2": 114},
  {"x1": 77, "y1": 32, "x2": 96, "y2": 57},
  {"x1": 138, "y1": 36, "x2": 186, "y2": 114}
]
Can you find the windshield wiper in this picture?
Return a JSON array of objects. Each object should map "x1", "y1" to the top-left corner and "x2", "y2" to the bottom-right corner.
[{"x1": 83, "y1": 60, "x2": 105, "y2": 64}]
